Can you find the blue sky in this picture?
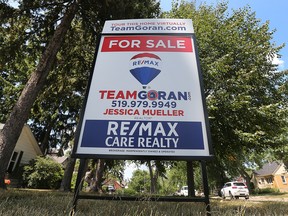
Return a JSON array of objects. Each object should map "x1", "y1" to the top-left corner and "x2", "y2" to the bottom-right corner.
[{"x1": 160, "y1": 0, "x2": 288, "y2": 71}]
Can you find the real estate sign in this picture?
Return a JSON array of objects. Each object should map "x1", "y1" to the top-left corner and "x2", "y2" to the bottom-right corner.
[{"x1": 73, "y1": 19, "x2": 213, "y2": 159}]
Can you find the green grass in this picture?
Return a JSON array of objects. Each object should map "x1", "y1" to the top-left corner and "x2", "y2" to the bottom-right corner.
[{"x1": 0, "y1": 189, "x2": 288, "y2": 216}]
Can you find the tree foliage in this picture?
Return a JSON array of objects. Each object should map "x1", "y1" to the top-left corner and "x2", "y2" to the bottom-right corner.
[
  {"x1": 128, "y1": 169, "x2": 150, "y2": 194},
  {"x1": 163, "y1": 1, "x2": 288, "y2": 184},
  {"x1": 0, "y1": 0, "x2": 160, "y2": 188}
]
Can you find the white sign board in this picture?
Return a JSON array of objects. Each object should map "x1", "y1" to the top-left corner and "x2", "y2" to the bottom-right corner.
[{"x1": 74, "y1": 19, "x2": 212, "y2": 158}]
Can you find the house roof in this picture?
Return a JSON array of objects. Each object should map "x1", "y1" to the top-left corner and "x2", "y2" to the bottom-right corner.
[
  {"x1": 254, "y1": 161, "x2": 281, "y2": 176},
  {"x1": 22, "y1": 125, "x2": 43, "y2": 155},
  {"x1": 47, "y1": 155, "x2": 68, "y2": 164},
  {"x1": 0, "y1": 123, "x2": 42, "y2": 155}
]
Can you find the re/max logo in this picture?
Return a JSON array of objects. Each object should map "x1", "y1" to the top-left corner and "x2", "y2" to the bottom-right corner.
[{"x1": 132, "y1": 60, "x2": 159, "y2": 66}]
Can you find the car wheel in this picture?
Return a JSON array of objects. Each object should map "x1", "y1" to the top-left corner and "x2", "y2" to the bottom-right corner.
[
  {"x1": 229, "y1": 191, "x2": 234, "y2": 199},
  {"x1": 235, "y1": 196, "x2": 239, "y2": 199},
  {"x1": 245, "y1": 196, "x2": 249, "y2": 200},
  {"x1": 221, "y1": 192, "x2": 226, "y2": 199}
]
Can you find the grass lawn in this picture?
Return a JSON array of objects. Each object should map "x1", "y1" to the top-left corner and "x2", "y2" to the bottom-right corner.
[{"x1": 1, "y1": 189, "x2": 288, "y2": 215}]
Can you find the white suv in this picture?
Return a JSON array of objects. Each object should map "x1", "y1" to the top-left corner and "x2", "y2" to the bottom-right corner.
[{"x1": 220, "y1": 182, "x2": 249, "y2": 199}]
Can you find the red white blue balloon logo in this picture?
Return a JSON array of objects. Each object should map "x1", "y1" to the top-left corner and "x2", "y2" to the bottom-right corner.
[{"x1": 130, "y1": 53, "x2": 161, "y2": 88}]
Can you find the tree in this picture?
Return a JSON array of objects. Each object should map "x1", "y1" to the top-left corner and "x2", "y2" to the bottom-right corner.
[
  {"x1": 129, "y1": 169, "x2": 150, "y2": 194},
  {"x1": 163, "y1": 2, "x2": 287, "y2": 185},
  {"x1": 147, "y1": 160, "x2": 172, "y2": 194},
  {"x1": 0, "y1": 0, "x2": 160, "y2": 189},
  {"x1": 165, "y1": 161, "x2": 187, "y2": 193},
  {"x1": 128, "y1": 160, "x2": 172, "y2": 194},
  {"x1": 59, "y1": 155, "x2": 76, "y2": 191},
  {"x1": 0, "y1": 0, "x2": 80, "y2": 189},
  {"x1": 83, "y1": 159, "x2": 125, "y2": 193},
  {"x1": 147, "y1": 161, "x2": 158, "y2": 193}
]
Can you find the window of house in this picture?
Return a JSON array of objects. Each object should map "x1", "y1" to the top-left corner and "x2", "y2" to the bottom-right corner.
[
  {"x1": 260, "y1": 178, "x2": 265, "y2": 184},
  {"x1": 7, "y1": 151, "x2": 19, "y2": 173},
  {"x1": 266, "y1": 177, "x2": 273, "y2": 184},
  {"x1": 281, "y1": 176, "x2": 287, "y2": 184}
]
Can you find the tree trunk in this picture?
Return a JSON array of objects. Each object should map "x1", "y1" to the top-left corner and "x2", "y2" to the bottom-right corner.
[
  {"x1": 91, "y1": 159, "x2": 105, "y2": 193},
  {"x1": 239, "y1": 168, "x2": 252, "y2": 191},
  {"x1": 59, "y1": 156, "x2": 76, "y2": 192},
  {"x1": 147, "y1": 160, "x2": 158, "y2": 194},
  {"x1": 40, "y1": 124, "x2": 53, "y2": 154},
  {"x1": 0, "y1": 0, "x2": 79, "y2": 189}
]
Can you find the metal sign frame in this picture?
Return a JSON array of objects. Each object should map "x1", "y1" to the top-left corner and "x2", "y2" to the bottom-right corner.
[{"x1": 71, "y1": 19, "x2": 214, "y2": 216}]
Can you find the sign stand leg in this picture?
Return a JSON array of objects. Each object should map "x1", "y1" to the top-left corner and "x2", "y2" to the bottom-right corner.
[
  {"x1": 187, "y1": 161, "x2": 195, "y2": 197},
  {"x1": 201, "y1": 160, "x2": 211, "y2": 216},
  {"x1": 71, "y1": 158, "x2": 87, "y2": 215}
]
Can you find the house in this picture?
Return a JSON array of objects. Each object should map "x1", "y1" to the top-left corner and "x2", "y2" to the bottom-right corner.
[
  {"x1": 252, "y1": 161, "x2": 288, "y2": 192},
  {"x1": 46, "y1": 148, "x2": 68, "y2": 168},
  {"x1": 103, "y1": 179, "x2": 125, "y2": 191},
  {"x1": 0, "y1": 123, "x2": 43, "y2": 183}
]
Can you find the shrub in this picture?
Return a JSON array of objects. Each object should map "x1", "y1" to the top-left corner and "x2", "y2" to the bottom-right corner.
[
  {"x1": 23, "y1": 156, "x2": 64, "y2": 189},
  {"x1": 252, "y1": 188, "x2": 281, "y2": 195},
  {"x1": 122, "y1": 187, "x2": 138, "y2": 196}
]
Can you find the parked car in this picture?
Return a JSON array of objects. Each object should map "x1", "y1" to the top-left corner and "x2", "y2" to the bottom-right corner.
[
  {"x1": 174, "y1": 186, "x2": 199, "y2": 196},
  {"x1": 180, "y1": 186, "x2": 188, "y2": 196},
  {"x1": 220, "y1": 182, "x2": 249, "y2": 199},
  {"x1": 107, "y1": 185, "x2": 115, "y2": 193}
]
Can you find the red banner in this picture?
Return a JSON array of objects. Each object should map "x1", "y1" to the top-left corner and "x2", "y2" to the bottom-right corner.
[{"x1": 101, "y1": 36, "x2": 193, "y2": 52}]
